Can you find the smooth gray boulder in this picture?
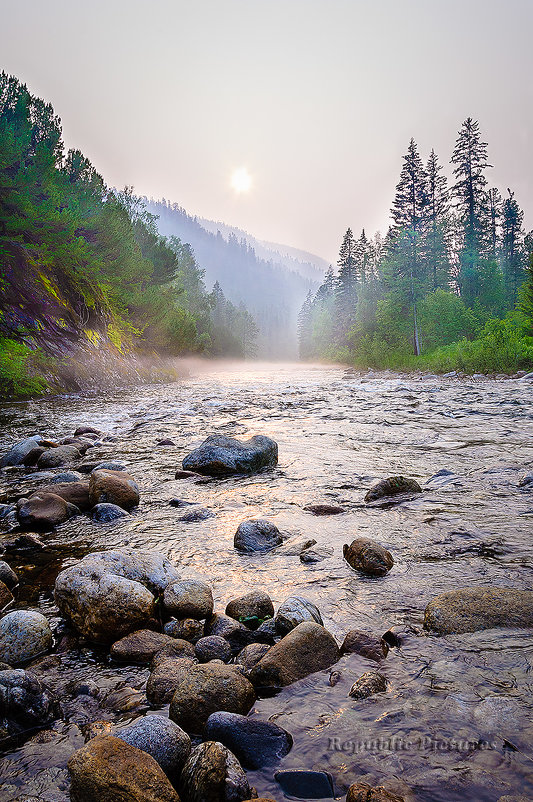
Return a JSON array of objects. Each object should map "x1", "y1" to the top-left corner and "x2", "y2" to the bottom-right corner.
[
  {"x1": 0, "y1": 610, "x2": 53, "y2": 664},
  {"x1": 115, "y1": 714, "x2": 191, "y2": 777},
  {"x1": 234, "y1": 519, "x2": 283, "y2": 553},
  {"x1": 424, "y1": 587, "x2": 533, "y2": 634},
  {"x1": 275, "y1": 595, "x2": 323, "y2": 633},
  {"x1": 180, "y1": 741, "x2": 251, "y2": 802},
  {"x1": 205, "y1": 711, "x2": 292, "y2": 769},
  {"x1": 72, "y1": 548, "x2": 180, "y2": 593},
  {"x1": 0, "y1": 561, "x2": 18, "y2": 590},
  {"x1": 182, "y1": 434, "x2": 278, "y2": 476},
  {"x1": 0, "y1": 668, "x2": 57, "y2": 736},
  {"x1": 92, "y1": 503, "x2": 130, "y2": 522},
  {"x1": 0, "y1": 435, "x2": 43, "y2": 468}
]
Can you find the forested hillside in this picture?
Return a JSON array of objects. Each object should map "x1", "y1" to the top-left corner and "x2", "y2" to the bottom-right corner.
[
  {"x1": 299, "y1": 119, "x2": 533, "y2": 373},
  {"x1": 145, "y1": 199, "x2": 318, "y2": 358}
]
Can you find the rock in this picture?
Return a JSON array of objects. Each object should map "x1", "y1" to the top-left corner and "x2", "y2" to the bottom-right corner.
[
  {"x1": 349, "y1": 670, "x2": 387, "y2": 699},
  {"x1": 92, "y1": 503, "x2": 130, "y2": 522},
  {"x1": 151, "y1": 639, "x2": 197, "y2": 666},
  {"x1": 256, "y1": 618, "x2": 278, "y2": 638},
  {"x1": 276, "y1": 536, "x2": 317, "y2": 556},
  {"x1": 39, "y1": 481, "x2": 91, "y2": 511},
  {"x1": 115, "y1": 714, "x2": 191, "y2": 777},
  {"x1": 102, "y1": 686, "x2": 146, "y2": 714},
  {"x1": 1, "y1": 533, "x2": 44, "y2": 552},
  {"x1": 169, "y1": 498, "x2": 193, "y2": 507},
  {"x1": 364, "y1": 476, "x2": 422, "y2": 503},
  {"x1": 178, "y1": 507, "x2": 215, "y2": 522},
  {"x1": 164, "y1": 618, "x2": 204, "y2": 642},
  {"x1": 195, "y1": 636, "x2": 232, "y2": 663},
  {"x1": 82, "y1": 720, "x2": 113, "y2": 741},
  {"x1": 49, "y1": 471, "x2": 84, "y2": 483},
  {"x1": 341, "y1": 630, "x2": 388, "y2": 661},
  {"x1": 180, "y1": 740, "x2": 251, "y2": 802},
  {"x1": 157, "y1": 439, "x2": 176, "y2": 446},
  {"x1": 163, "y1": 579, "x2": 214, "y2": 619},
  {"x1": 110, "y1": 629, "x2": 178, "y2": 664},
  {"x1": 249, "y1": 622, "x2": 339, "y2": 689},
  {"x1": 22, "y1": 445, "x2": 47, "y2": 466},
  {"x1": 0, "y1": 668, "x2": 57, "y2": 737},
  {"x1": 16, "y1": 491, "x2": 76, "y2": 530},
  {"x1": 93, "y1": 460, "x2": 128, "y2": 472},
  {"x1": 205, "y1": 711, "x2": 292, "y2": 769},
  {"x1": 1, "y1": 435, "x2": 44, "y2": 468},
  {"x1": 174, "y1": 470, "x2": 202, "y2": 480},
  {"x1": 182, "y1": 434, "x2": 278, "y2": 477},
  {"x1": 74, "y1": 426, "x2": 102, "y2": 437},
  {"x1": 234, "y1": 519, "x2": 283, "y2": 552},
  {"x1": 71, "y1": 548, "x2": 180, "y2": 593},
  {"x1": 300, "y1": 545, "x2": 334, "y2": 563},
  {"x1": 235, "y1": 642, "x2": 271, "y2": 671},
  {"x1": 0, "y1": 561, "x2": 18, "y2": 589},
  {"x1": 37, "y1": 445, "x2": 81, "y2": 469},
  {"x1": 0, "y1": 610, "x2": 53, "y2": 664},
  {"x1": 274, "y1": 770, "x2": 335, "y2": 799},
  {"x1": 518, "y1": 471, "x2": 533, "y2": 488},
  {"x1": 61, "y1": 437, "x2": 93, "y2": 453},
  {"x1": 225, "y1": 590, "x2": 274, "y2": 625},
  {"x1": 275, "y1": 595, "x2": 323, "y2": 633},
  {"x1": 303, "y1": 503, "x2": 345, "y2": 515},
  {"x1": 0, "y1": 580, "x2": 14, "y2": 610},
  {"x1": 343, "y1": 538, "x2": 394, "y2": 576},
  {"x1": 169, "y1": 662, "x2": 256, "y2": 733},
  {"x1": 347, "y1": 782, "x2": 405, "y2": 801},
  {"x1": 68, "y1": 734, "x2": 180, "y2": 802},
  {"x1": 89, "y1": 469, "x2": 140, "y2": 510},
  {"x1": 424, "y1": 468, "x2": 457, "y2": 488},
  {"x1": 204, "y1": 613, "x2": 246, "y2": 639},
  {"x1": 424, "y1": 587, "x2": 533, "y2": 634},
  {"x1": 147, "y1": 657, "x2": 196, "y2": 706}
]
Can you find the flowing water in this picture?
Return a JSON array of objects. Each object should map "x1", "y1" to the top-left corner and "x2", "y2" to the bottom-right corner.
[{"x1": 1, "y1": 362, "x2": 532, "y2": 801}]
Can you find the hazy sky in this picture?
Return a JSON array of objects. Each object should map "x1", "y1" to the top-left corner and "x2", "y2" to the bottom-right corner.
[{"x1": 1, "y1": 0, "x2": 532, "y2": 263}]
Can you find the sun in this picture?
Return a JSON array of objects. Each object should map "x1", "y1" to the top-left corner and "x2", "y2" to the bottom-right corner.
[{"x1": 230, "y1": 167, "x2": 252, "y2": 194}]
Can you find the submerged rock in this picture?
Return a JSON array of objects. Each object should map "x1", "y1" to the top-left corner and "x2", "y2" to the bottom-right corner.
[
  {"x1": 163, "y1": 579, "x2": 214, "y2": 620},
  {"x1": 89, "y1": 468, "x2": 140, "y2": 510},
  {"x1": 205, "y1": 711, "x2": 292, "y2": 769},
  {"x1": 343, "y1": 538, "x2": 394, "y2": 576},
  {"x1": 276, "y1": 535, "x2": 317, "y2": 556},
  {"x1": 364, "y1": 476, "x2": 422, "y2": 503},
  {"x1": 300, "y1": 545, "x2": 334, "y2": 563},
  {"x1": 180, "y1": 740, "x2": 251, "y2": 802},
  {"x1": 182, "y1": 434, "x2": 278, "y2": 476},
  {"x1": 303, "y1": 503, "x2": 345, "y2": 515},
  {"x1": 347, "y1": 783, "x2": 405, "y2": 801},
  {"x1": 0, "y1": 610, "x2": 53, "y2": 664},
  {"x1": 424, "y1": 587, "x2": 533, "y2": 634},
  {"x1": 234, "y1": 519, "x2": 283, "y2": 552},
  {"x1": 115, "y1": 714, "x2": 191, "y2": 777},
  {"x1": 349, "y1": 670, "x2": 387, "y2": 699},
  {"x1": 275, "y1": 770, "x2": 335, "y2": 800},
  {"x1": 0, "y1": 668, "x2": 58, "y2": 737},
  {"x1": 275, "y1": 595, "x2": 323, "y2": 633},
  {"x1": 17, "y1": 491, "x2": 77, "y2": 530}
]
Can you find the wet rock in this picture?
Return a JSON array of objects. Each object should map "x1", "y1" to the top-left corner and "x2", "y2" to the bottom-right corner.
[
  {"x1": 39, "y1": 481, "x2": 91, "y2": 511},
  {"x1": 1, "y1": 435, "x2": 44, "y2": 468},
  {"x1": 0, "y1": 668, "x2": 58, "y2": 737},
  {"x1": 343, "y1": 538, "x2": 394, "y2": 576},
  {"x1": 68, "y1": 734, "x2": 180, "y2": 802},
  {"x1": 341, "y1": 630, "x2": 389, "y2": 661},
  {"x1": 16, "y1": 491, "x2": 77, "y2": 530},
  {"x1": 110, "y1": 629, "x2": 178, "y2": 664},
  {"x1": 157, "y1": 438, "x2": 176, "y2": 446},
  {"x1": 82, "y1": 720, "x2": 113, "y2": 741},
  {"x1": 303, "y1": 503, "x2": 345, "y2": 515},
  {"x1": 424, "y1": 587, "x2": 533, "y2": 634},
  {"x1": 0, "y1": 610, "x2": 53, "y2": 664},
  {"x1": 234, "y1": 519, "x2": 283, "y2": 552},
  {"x1": 182, "y1": 433, "x2": 278, "y2": 477},
  {"x1": 256, "y1": 618, "x2": 278, "y2": 639},
  {"x1": 347, "y1": 782, "x2": 406, "y2": 801},
  {"x1": 1, "y1": 533, "x2": 44, "y2": 553},
  {"x1": 300, "y1": 545, "x2": 334, "y2": 563},
  {"x1": 424, "y1": 468, "x2": 458, "y2": 488},
  {"x1": 205, "y1": 711, "x2": 292, "y2": 769},
  {"x1": 163, "y1": 579, "x2": 214, "y2": 619},
  {"x1": 147, "y1": 657, "x2": 196, "y2": 706},
  {"x1": 364, "y1": 476, "x2": 422, "y2": 503},
  {"x1": 92, "y1": 502, "x2": 130, "y2": 522},
  {"x1": 37, "y1": 444, "x2": 81, "y2": 469},
  {"x1": 276, "y1": 535, "x2": 317, "y2": 556},
  {"x1": 151, "y1": 639, "x2": 196, "y2": 666},
  {"x1": 115, "y1": 714, "x2": 191, "y2": 777},
  {"x1": 89, "y1": 468, "x2": 140, "y2": 510},
  {"x1": 180, "y1": 740, "x2": 251, "y2": 802},
  {"x1": 93, "y1": 460, "x2": 128, "y2": 472},
  {"x1": 225, "y1": 590, "x2": 274, "y2": 625},
  {"x1": 164, "y1": 617, "x2": 204, "y2": 642},
  {"x1": 0, "y1": 580, "x2": 14, "y2": 610},
  {"x1": 74, "y1": 426, "x2": 102, "y2": 438},
  {"x1": 195, "y1": 635, "x2": 232, "y2": 663},
  {"x1": 71, "y1": 547, "x2": 180, "y2": 593},
  {"x1": 235, "y1": 642, "x2": 271, "y2": 671},
  {"x1": 349, "y1": 670, "x2": 387, "y2": 699},
  {"x1": 169, "y1": 662, "x2": 256, "y2": 733},
  {"x1": 274, "y1": 769, "x2": 335, "y2": 799},
  {"x1": 22, "y1": 446, "x2": 47, "y2": 466},
  {"x1": 0, "y1": 560, "x2": 17, "y2": 589},
  {"x1": 49, "y1": 470, "x2": 84, "y2": 483},
  {"x1": 103, "y1": 686, "x2": 146, "y2": 715},
  {"x1": 175, "y1": 469, "x2": 202, "y2": 479},
  {"x1": 249, "y1": 622, "x2": 340, "y2": 689},
  {"x1": 178, "y1": 507, "x2": 215, "y2": 522},
  {"x1": 275, "y1": 595, "x2": 323, "y2": 633},
  {"x1": 169, "y1": 498, "x2": 193, "y2": 507},
  {"x1": 204, "y1": 613, "x2": 246, "y2": 639}
]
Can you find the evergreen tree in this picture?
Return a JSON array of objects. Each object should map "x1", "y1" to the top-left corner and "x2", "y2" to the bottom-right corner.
[
  {"x1": 425, "y1": 149, "x2": 450, "y2": 290},
  {"x1": 487, "y1": 187, "x2": 502, "y2": 260},
  {"x1": 501, "y1": 189, "x2": 526, "y2": 305},
  {"x1": 335, "y1": 228, "x2": 358, "y2": 338},
  {"x1": 297, "y1": 290, "x2": 314, "y2": 358},
  {"x1": 357, "y1": 229, "x2": 370, "y2": 284}
]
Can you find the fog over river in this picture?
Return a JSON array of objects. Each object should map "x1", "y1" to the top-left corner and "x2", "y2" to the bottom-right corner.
[{"x1": 1, "y1": 363, "x2": 532, "y2": 801}]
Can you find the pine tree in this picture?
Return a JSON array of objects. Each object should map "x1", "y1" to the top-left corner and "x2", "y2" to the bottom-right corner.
[
  {"x1": 357, "y1": 229, "x2": 370, "y2": 284},
  {"x1": 297, "y1": 290, "x2": 314, "y2": 358},
  {"x1": 487, "y1": 187, "x2": 502, "y2": 260},
  {"x1": 501, "y1": 189, "x2": 526, "y2": 305},
  {"x1": 335, "y1": 228, "x2": 358, "y2": 338},
  {"x1": 425, "y1": 149, "x2": 450, "y2": 290}
]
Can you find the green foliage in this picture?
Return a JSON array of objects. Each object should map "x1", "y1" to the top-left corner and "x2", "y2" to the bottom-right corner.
[{"x1": 0, "y1": 337, "x2": 49, "y2": 397}]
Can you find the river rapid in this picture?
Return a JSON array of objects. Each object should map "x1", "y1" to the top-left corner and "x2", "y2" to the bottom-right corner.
[{"x1": 1, "y1": 362, "x2": 532, "y2": 801}]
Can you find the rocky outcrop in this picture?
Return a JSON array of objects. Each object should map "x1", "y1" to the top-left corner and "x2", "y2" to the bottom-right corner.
[
  {"x1": 234, "y1": 519, "x2": 283, "y2": 552},
  {"x1": 364, "y1": 476, "x2": 422, "y2": 503},
  {"x1": 205, "y1": 711, "x2": 292, "y2": 769},
  {"x1": 182, "y1": 434, "x2": 278, "y2": 476},
  {"x1": 343, "y1": 538, "x2": 394, "y2": 576},
  {"x1": 180, "y1": 741, "x2": 251, "y2": 802},
  {"x1": 0, "y1": 610, "x2": 53, "y2": 664},
  {"x1": 424, "y1": 587, "x2": 533, "y2": 634},
  {"x1": 88, "y1": 468, "x2": 140, "y2": 510}
]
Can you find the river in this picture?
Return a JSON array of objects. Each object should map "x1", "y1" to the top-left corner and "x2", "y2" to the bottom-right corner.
[{"x1": 1, "y1": 362, "x2": 532, "y2": 801}]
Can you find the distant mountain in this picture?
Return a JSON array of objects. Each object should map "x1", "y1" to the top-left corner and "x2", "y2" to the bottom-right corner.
[{"x1": 145, "y1": 198, "x2": 323, "y2": 358}]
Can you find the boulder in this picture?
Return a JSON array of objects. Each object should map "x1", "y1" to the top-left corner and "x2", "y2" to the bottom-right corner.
[
  {"x1": 37, "y1": 445, "x2": 81, "y2": 469},
  {"x1": 92, "y1": 503, "x2": 130, "y2": 522},
  {"x1": 180, "y1": 740, "x2": 251, "y2": 802},
  {"x1": 49, "y1": 470, "x2": 84, "y2": 483},
  {"x1": 204, "y1": 613, "x2": 246, "y2": 640},
  {"x1": 275, "y1": 595, "x2": 323, "y2": 633},
  {"x1": 177, "y1": 507, "x2": 214, "y2": 522},
  {"x1": 341, "y1": 630, "x2": 389, "y2": 661},
  {"x1": 182, "y1": 434, "x2": 278, "y2": 476},
  {"x1": 163, "y1": 579, "x2": 214, "y2": 619},
  {"x1": 115, "y1": 714, "x2": 191, "y2": 777},
  {"x1": 147, "y1": 657, "x2": 196, "y2": 706},
  {"x1": 110, "y1": 629, "x2": 178, "y2": 664},
  {"x1": 71, "y1": 548, "x2": 180, "y2": 593},
  {"x1": 0, "y1": 668, "x2": 57, "y2": 737},
  {"x1": 364, "y1": 476, "x2": 422, "y2": 503},
  {"x1": 17, "y1": 491, "x2": 77, "y2": 530},
  {"x1": 68, "y1": 734, "x2": 180, "y2": 802},
  {"x1": 205, "y1": 711, "x2": 292, "y2": 769},
  {"x1": 0, "y1": 435, "x2": 44, "y2": 468},
  {"x1": 349, "y1": 671, "x2": 387, "y2": 699},
  {"x1": 164, "y1": 618, "x2": 204, "y2": 642},
  {"x1": 195, "y1": 636, "x2": 232, "y2": 663},
  {"x1": 74, "y1": 426, "x2": 102, "y2": 438},
  {"x1": 204, "y1": 613, "x2": 273, "y2": 654},
  {"x1": 235, "y1": 642, "x2": 271, "y2": 672},
  {"x1": 0, "y1": 610, "x2": 53, "y2": 664},
  {"x1": 151, "y1": 640, "x2": 197, "y2": 666},
  {"x1": 225, "y1": 590, "x2": 274, "y2": 625},
  {"x1": 347, "y1": 783, "x2": 405, "y2": 801},
  {"x1": 274, "y1": 770, "x2": 335, "y2": 799},
  {"x1": 303, "y1": 503, "x2": 345, "y2": 515},
  {"x1": 249, "y1": 622, "x2": 340, "y2": 689},
  {"x1": 39, "y1": 481, "x2": 91, "y2": 511},
  {"x1": 343, "y1": 538, "x2": 394, "y2": 576},
  {"x1": 22, "y1": 445, "x2": 46, "y2": 466},
  {"x1": 424, "y1": 587, "x2": 533, "y2": 634},
  {"x1": 300, "y1": 545, "x2": 334, "y2": 563},
  {"x1": 276, "y1": 536, "x2": 317, "y2": 556},
  {"x1": 0, "y1": 580, "x2": 14, "y2": 611},
  {"x1": 89, "y1": 468, "x2": 140, "y2": 510},
  {"x1": 169, "y1": 663, "x2": 255, "y2": 734},
  {"x1": 234, "y1": 519, "x2": 283, "y2": 552}
]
